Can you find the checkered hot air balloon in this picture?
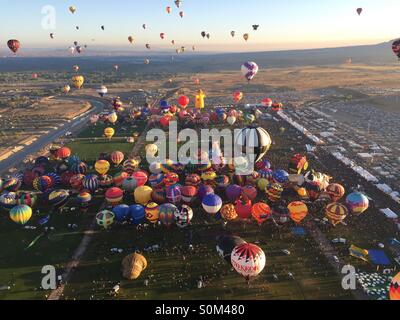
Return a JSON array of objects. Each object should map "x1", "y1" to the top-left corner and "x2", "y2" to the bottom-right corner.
[
  {"x1": 231, "y1": 243, "x2": 266, "y2": 281},
  {"x1": 241, "y1": 61, "x2": 259, "y2": 81},
  {"x1": 175, "y1": 205, "x2": 193, "y2": 229}
]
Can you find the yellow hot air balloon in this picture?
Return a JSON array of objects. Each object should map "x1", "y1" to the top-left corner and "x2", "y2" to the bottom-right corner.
[
  {"x1": 69, "y1": 6, "x2": 77, "y2": 14},
  {"x1": 288, "y1": 201, "x2": 308, "y2": 224},
  {"x1": 71, "y1": 75, "x2": 84, "y2": 89},
  {"x1": 195, "y1": 89, "x2": 206, "y2": 109},
  {"x1": 145, "y1": 144, "x2": 158, "y2": 157},
  {"x1": 104, "y1": 127, "x2": 115, "y2": 140},
  {"x1": 325, "y1": 202, "x2": 348, "y2": 226},
  {"x1": 95, "y1": 160, "x2": 110, "y2": 176},
  {"x1": 134, "y1": 186, "x2": 153, "y2": 206},
  {"x1": 122, "y1": 253, "x2": 148, "y2": 280},
  {"x1": 108, "y1": 112, "x2": 118, "y2": 125}
]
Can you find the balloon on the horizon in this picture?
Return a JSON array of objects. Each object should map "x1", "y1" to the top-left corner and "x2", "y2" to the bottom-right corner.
[
  {"x1": 146, "y1": 44, "x2": 151, "y2": 50},
  {"x1": 7, "y1": 40, "x2": 20, "y2": 54},
  {"x1": 50, "y1": 33, "x2": 55, "y2": 39},
  {"x1": 243, "y1": 33, "x2": 249, "y2": 42}
]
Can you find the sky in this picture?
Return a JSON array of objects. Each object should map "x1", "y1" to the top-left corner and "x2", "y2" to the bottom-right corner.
[{"x1": 1, "y1": 0, "x2": 400, "y2": 53}]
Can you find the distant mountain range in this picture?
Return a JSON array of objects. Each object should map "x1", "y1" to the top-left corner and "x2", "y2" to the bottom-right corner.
[{"x1": 0, "y1": 41, "x2": 396, "y2": 73}]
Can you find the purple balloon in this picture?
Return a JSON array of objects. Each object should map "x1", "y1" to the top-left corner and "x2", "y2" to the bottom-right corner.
[
  {"x1": 225, "y1": 184, "x2": 242, "y2": 202},
  {"x1": 197, "y1": 184, "x2": 214, "y2": 201}
]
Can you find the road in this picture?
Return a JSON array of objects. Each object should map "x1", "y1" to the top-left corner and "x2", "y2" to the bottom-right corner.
[{"x1": 0, "y1": 97, "x2": 106, "y2": 175}]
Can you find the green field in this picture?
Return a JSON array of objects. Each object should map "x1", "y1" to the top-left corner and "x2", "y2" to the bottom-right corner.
[{"x1": 1, "y1": 111, "x2": 396, "y2": 300}]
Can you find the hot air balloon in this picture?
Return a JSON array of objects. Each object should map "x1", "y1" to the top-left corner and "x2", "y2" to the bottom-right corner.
[
  {"x1": 122, "y1": 159, "x2": 139, "y2": 175},
  {"x1": 226, "y1": 184, "x2": 242, "y2": 203},
  {"x1": 96, "y1": 210, "x2": 115, "y2": 229},
  {"x1": 104, "y1": 127, "x2": 115, "y2": 140},
  {"x1": 17, "y1": 192, "x2": 37, "y2": 207},
  {"x1": 129, "y1": 204, "x2": 145, "y2": 225},
  {"x1": 221, "y1": 204, "x2": 238, "y2": 221},
  {"x1": 390, "y1": 272, "x2": 400, "y2": 300},
  {"x1": 69, "y1": 6, "x2": 77, "y2": 14},
  {"x1": 241, "y1": 61, "x2": 259, "y2": 81},
  {"x1": 175, "y1": 0, "x2": 182, "y2": 8},
  {"x1": 325, "y1": 183, "x2": 345, "y2": 202},
  {"x1": 166, "y1": 6, "x2": 172, "y2": 14},
  {"x1": 122, "y1": 253, "x2": 147, "y2": 280},
  {"x1": 83, "y1": 174, "x2": 99, "y2": 193},
  {"x1": 105, "y1": 187, "x2": 124, "y2": 206},
  {"x1": 252, "y1": 25, "x2": 260, "y2": 31},
  {"x1": 95, "y1": 160, "x2": 110, "y2": 176},
  {"x1": 288, "y1": 201, "x2": 308, "y2": 224},
  {"x1": 251, "y1": 202, "x2": 271, "y2": 225},
  {"x1": 202, "y1": 194, "x2": 222, "y2": 215},
  {"x1": 76, "y1": 191, "x2": 92, "y2": 210},
  {"x1": 175, "y1": 205, "x2": 193, "y2": 228},
  {"x1": 392, "y1": 39, "x2": 400, "y2": 60},
  {"x1": 142, "y1": 24, "x2": 147, "y2": 29},
  {"x1": 304, "y1": 180, "x2": 323, "y2": 201},
  {"x1": 144, "y1": 59, "x2": 150, "y2": 65},
  {"x1": 10, "y1": 205, "x2": 32, "y2": 225},
  {"x1": 145, "y1": 202, "x2": 159, "y2": 224},
  {"x1": 206, "y1": 33, "x2": 211, "y2": 39},
  {"x1": 112, "y1": 204, "x2": 129, "y2": 223},
  {"x1": 325, "y1": 202, "x2": 348, "y2": 226},
  {"x1": 62, "y1": 85, "x2": 71, "y2": 94},
  {"x1": 231, "y1": 243, "x2": 266, "y2": 281},
  {"x1": 231, "y1": 31, "x2": 236, "y2": 37},
  {"x1": 262, "y1": 98, "x2": 273, "y2": 107},
  {"x1": 7, "y1": 40, "x2": 21, "y2": 54},
  {"x1": 346, "y1": 192, "x2": 369, "y2": 216},
  {"x1": 50, "y1": 33, "x2": 55, "y2": 39},
  {"x1": 179, "y1": 11, "x2": 184, "y2": 18},
  {"x1": 178, "y1": 95, "x2": 190, "y2": 109},
  {"x1": 243, "y1": 33, "x2": 249, "y2": 42},
  {"x1": 101, "y1": 25, "x2": 105, "y2": 31},
  {"x1": 233, "y1": 91, "x2": 243, "y2": 103},
  {"x1": 159, "y1": 203, "x2": 178, "y2": 227},
  {"x1": 356, "y1": 8, "x2": 363, "y2": 15},
  {"x1": 145, "y1": 44, "x2": 151, "y2": 50},
  {"x1": 97, "y1": 85, "x2": 108, "y2": 97},
  {"x1": 235, "y1": 126, "x2": 272, "y2": 164},
  {"x1": 128, "y1": 36, "x2": 134, "y2": 44},
  {"x1": 71, "y1": 75, "x2": 84, "y2": 89},
  {"x1": 145, "y1": 144, "x2": 158, "y2": 158},
  {"x1": 160, "y1": 33, "x2": 166, "y2": 40},
  {"x1": 134, "y1": 186, "x2": 153, "y2": 206},
  {"x1": 48, "y1": 189, "x2": 70, "y2": 209}
]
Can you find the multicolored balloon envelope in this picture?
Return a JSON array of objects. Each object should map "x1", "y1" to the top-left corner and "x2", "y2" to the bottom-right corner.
[
  {"x1": 231, "y1": 243, "x2": 266, "y2": 280},
  {"x1": 10, "y1": 205, "x2": 32, "y2": 225}
]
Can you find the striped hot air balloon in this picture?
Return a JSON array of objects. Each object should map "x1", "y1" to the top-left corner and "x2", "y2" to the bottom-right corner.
[
  {"x1": 70, "y1": 161, "x2": 88, "y2": 175},
  {"x1": 69, "y1": 174, "x2": 85, "y2": 191},
  {"x1": 33, "y1": 176, "x2": 53, "y2": 192},
  {"x1": 113, "y1": 171, "x2": 129, "y2": 187},
  {"x1": 159, "y1": 203, "x2": 178, "y2": 227},
  {"x1": 346, "y1": 192, "x2": 369, "y2": 216},
  {"x1": 48, "y1": 189, "x2": 70, "y2": 209},
  {"x1": 166, "y1": 185, "x2": 181, "y2": 204},
  {"x1": 235, "y1": 126, "x2": 272, "y2": 164},
  {"x1": 10, "y1": 205, "x2": 32, "y2": 225},
  {"x1": 326, "y1": 183, "x2": 345, "y2": 202},
  {"x1": 123, "y1": 159, "x2": 139, "y2": 175},
  {"x1": 288, "y1": 201, "x2": 308, "y2": 224},
  {"x1": 148, "y1": 173, "x2": 164, "y2": 188},
  {"x1": 105, "y1": 187, "x2": 124, "y2": 206},
  {"x1": 76, "y1": 191, "x2": 92, "y2": 209},
  {"x1": 0, "y1": 192, "x2": 17, "y2": 211},
  {"x1": 325, "y1": 202, "x2": 348, "y2": 226},
  {"x1": 181, "y1": 185, "x2": 198, "y2": 204},
  {"x1": 231, "y1": 243, "x2": 266, "y2": 280},
  {"x1": 131, "y1": 171, "x2": 148, "y2": 187},
  {"x1": 251, "y1": 202, "x2": 271, "y2": 225},
  {"x1": 110, "y1": 151, "x2": 125, "y2": 166},
  {"x1": 83, "y1": 174, "x2": 99, "y2": 193},
  {"x1": 241, "y1": 61, "x2": 259, "y2": 81},
  {"x1": 17, "y1": 192, "x2": 37, "y2": 207},
  {"x1": 202, "y1": 194, "x2": 222, "y2": 215},
  {"x1": 98, "y1": 174, "x2": 113, "y2": 188}
]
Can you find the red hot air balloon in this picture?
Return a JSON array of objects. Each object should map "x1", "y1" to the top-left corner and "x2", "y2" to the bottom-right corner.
[
  {"x1": 392, "y1": 39, "x2": 400, "y2": 60},
  {"x1": 7, "y1": 39, "x2": 20, "y2": 54},
  {"x1": 178, "y1": 96, "x2": 190, "y2": 109}
]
